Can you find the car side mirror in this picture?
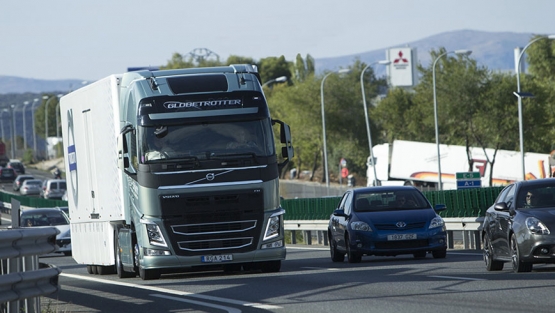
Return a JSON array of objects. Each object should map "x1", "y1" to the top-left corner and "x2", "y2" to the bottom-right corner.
[
  {"x1": 494, "y1": 202, "x2": 509, "y2": 212},
  {"x1": 333, "y1": 209, "x2": 347, "y2": 217},
  {"x1": 434, "y1": 204, "x2": 447, "y2": 212}
]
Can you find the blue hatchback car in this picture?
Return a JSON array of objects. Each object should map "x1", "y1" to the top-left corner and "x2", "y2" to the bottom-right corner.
[{"x1": 328, "y1": 186, "x2": 447, "y2": 263}]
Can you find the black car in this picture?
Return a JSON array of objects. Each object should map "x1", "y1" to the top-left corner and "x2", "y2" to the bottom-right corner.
[
  {"x1": 7, "y1": 161, "x2": 25, "y2": 175},
  {"x1": 0, "y1": 167, "x2": 17, "y2": 182},
  {"x1": 328, "y1": 186, "x2": 447, "y2": 263},
  {"x1": 482, "y1": 178, "x2": 555, "y2": 272}
]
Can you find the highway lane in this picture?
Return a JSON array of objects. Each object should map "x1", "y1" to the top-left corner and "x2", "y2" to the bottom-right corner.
[{"x1": 38, "y1": 246, "x2": 555, "y2": 313}]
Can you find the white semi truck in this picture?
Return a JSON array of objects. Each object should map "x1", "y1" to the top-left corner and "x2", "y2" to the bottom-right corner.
[
  {"x1": 60, "y1": 65, "x2": 294, "y2": 280},
  {"x1": 367, "y1": 140, "x2": 553, "y2": 190}
]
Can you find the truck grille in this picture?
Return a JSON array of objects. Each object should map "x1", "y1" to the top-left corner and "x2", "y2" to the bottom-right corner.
[{"x1": 161, "y1": 189, "x2": 264, "y2": 256}]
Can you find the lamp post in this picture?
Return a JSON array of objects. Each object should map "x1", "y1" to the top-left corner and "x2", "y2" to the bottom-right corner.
[
  {"x1": 10, "y1": 104, "x2": 16, "y2": 159},
  {"x1": 23, "y1": 101, "x2": 29, "y2": 150},
  {"x1": 31, "y1": 98, "x2": 40, "y2": 158},
  {"x1": 44, "y1": 95, "x2": 61, "y2": 159},
  {"x1": 320, "y1": 68, "x2": 351, "y2": 189},
  {"x1": 433, "y1": 49, "x2": 472, "y2": 191},
  {"x1": 262, "y1": 76, "x2": 287, "y2": 88},
  {"x1": 360, "y1": 60, "x2": 391, "y2": 186},
  {"x1": 0, "y1": 109, "x2": 8, "y2": 143},
  {"x1": 515, "y1": 35, "x2": 555, "y2": 181}
]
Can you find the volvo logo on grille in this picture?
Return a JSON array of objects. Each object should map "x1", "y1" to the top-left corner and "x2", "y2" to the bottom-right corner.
[
  {"x1": 396, "y1": 221, "x2": 407, "y2": 228},
  {"x1": 206, "y1": 173, "x2": 215, "y2": 181}
]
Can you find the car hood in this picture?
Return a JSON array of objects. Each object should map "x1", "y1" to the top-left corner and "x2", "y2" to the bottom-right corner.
[
  {"x1": 355, "y1": 208, "x2": 438, "y2": 225},
  {"x1": 520, "y1": 208, "x2": 555, "y2": 224},
  {"x1": 54, "y1": 224, "x2": 71, "y2": 239}
]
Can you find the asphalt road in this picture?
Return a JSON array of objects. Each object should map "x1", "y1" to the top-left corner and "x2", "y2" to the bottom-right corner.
[{"x1": 37, "y1": 246, "x2": 555, "y2": 313}]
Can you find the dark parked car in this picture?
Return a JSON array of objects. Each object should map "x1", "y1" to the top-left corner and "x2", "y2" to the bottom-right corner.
[
  {"x1": 482, "y1": 178, "x2": 555, "y2": 272},
  {"x1": 0, "y1": 167, "x2": 17, "y2": 182},
  {"x1": 13, "y1": 174, "x2": 34, "y2": 191},
  {"x1": 328, "y1": 186, "x2": 447, "y2": 263},
  {"x1": 7, "y1": 160, "x2": 25, "y2": 175}
]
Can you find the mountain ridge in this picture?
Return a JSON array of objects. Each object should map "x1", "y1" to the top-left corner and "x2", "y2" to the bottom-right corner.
[{"x1": 0, "y1": 30, "x2": 542, "y2": 94}]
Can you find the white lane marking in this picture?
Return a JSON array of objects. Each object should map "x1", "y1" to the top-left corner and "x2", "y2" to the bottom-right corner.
[
  {"x1": 301, "y1": 267, "x2": 340, "y2": 271},
  {"x1": 61, "y1": 273, "x2": 282, "y2": 310},
  {"x1": 286, "y1": 246, "x2": 328, "y2": 251},
  {"x1": 151, "y1": 294, "x2": 241, "y2": 313},
  {"x1": 429, "y1": 275, "x2": 486, "y2": 281}
]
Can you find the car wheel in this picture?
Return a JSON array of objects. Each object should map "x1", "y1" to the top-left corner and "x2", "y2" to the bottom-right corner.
[
  {"x1": 413, "y1": 251, "x2": 427, "y2": 259},
  {"x1": 483, "y1": 233, "x2": 503, "y2": 271},
  {"x1": 346, "y1": 234, "x2": 362, "y2": 263},
  {"x1": 329, "y1": 233, "x2": 345, "y2": 262},
  {"x1": 432, "y1": 249, "x2": 447, "y2": 259},
  {"x1": 511, "y1": 233, "x2": 532, "y2": 273}
]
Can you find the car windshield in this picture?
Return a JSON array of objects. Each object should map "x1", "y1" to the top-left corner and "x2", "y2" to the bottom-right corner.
[
  {"x1": 22, "y1": 211, "x2": 69, "y2": 227},
  {"x1": 518, "y1": 186, "x2": 555, "y2": 209},
  {"x1": 354, "y1": 190, "x2": 429, "y2": 212},
  {"x1": 139, "y1": 119, "x2": 275, "y2": 163}
]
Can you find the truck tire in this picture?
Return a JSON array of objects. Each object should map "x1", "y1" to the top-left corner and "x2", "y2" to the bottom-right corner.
[
  {"x1": 139, "y1": 268, "x2": 161, "y2": 280},
  {"x1": 260, "y1": 260, "x2": 281, "y2": 273}
]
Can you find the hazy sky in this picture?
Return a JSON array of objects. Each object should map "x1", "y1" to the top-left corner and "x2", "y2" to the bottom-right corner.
[{"x1": 2, "y1": 0, "x2": 554, "y2": 81}]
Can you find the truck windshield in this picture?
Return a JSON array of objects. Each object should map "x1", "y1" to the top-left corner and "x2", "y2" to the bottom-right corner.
[{"x1": 140, "y1": 119, "x2": 275, "y2": 163}]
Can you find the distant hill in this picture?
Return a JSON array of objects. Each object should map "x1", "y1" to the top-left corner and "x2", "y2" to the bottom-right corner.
[
  {"x1": 0, "y1": 30, "x2": 541, "y2": 94},
  {"x1": 315, "y1": 29, "x2": 534, "y2": 76}
]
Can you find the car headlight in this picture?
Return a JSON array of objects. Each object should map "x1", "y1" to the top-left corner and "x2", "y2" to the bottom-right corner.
[
  {"x1": 351, "y1": 221, "x2": 372, "y2": 231},
  {"x1": 429, "y1": 216, "x2": 444, "y2": 229},
  {"x1": 526, "y1": 217, "x2": 550, "y2": 235}
]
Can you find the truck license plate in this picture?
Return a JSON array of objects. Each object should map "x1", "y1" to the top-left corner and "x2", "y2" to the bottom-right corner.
[
  {"x1": 387, "y1": 234, "x2": 416, "y2": 241},
  {"x1": 201, "y1": 255, "x2": 233, "y2": 263}
]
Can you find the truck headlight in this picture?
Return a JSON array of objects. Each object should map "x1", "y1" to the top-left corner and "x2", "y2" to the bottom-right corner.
[
  {"x1": 263, "y1": 214, "x2": 281, "y2": 241},
  {"x1": 145, "y1": 223, "x2": 168, "y2": 247}
]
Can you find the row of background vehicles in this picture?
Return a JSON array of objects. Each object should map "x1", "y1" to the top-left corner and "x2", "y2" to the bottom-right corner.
[{"x1": 3, "y1": 160, "x2": 71, "y2": 255}]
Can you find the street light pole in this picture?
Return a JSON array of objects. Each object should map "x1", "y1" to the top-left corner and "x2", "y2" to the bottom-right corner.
[
  {"x1": 360, "y1": 60, "x2": 391, "y2": 186},
  {"x1": 10, "y1": 104, "x2": 16, "y2": 159},
  {"x1": 433, "y1": 49, "x2": 472, "y2": 191},
  {"x1": 31, "y1": 98, "x2": 40, "y2": 158},
  {"x1": 262, "y1": 76, "x2": 287, "y2": 88},
  {"x1": 515, "y1": 34, "x2": 555, "y2": 181},
  {"x1": 23, "y1": 101, "x2": 29, "y2": 151},
  {"x1": 320, "y1": 68, "x2": 350, "y2": 189}
]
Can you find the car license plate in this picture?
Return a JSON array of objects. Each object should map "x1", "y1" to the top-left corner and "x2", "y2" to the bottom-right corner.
[
  {"x1": 387, "y1": 234, "x2": 416, "y2": 241},
  {"x1": 201, "y1": 255, "x2": 233, "y2": 263}
]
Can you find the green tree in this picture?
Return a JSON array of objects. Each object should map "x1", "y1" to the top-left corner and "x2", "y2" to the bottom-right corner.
[{"x1": 258, "y1": 56, "x2": 292, "y2": 86}]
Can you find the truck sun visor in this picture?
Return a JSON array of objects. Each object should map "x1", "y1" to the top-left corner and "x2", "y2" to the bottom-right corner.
[{"x1": 167, "y1": 74, "x2": 228, "y2": 94}]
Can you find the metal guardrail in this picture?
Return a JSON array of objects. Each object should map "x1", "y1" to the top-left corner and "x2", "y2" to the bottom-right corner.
[
  {"x1": 284, "y1": 217, "x2": 484, "y2": 250},
  {"x1": 0, "y1": 200, "x2": 61, "y2": 313}
]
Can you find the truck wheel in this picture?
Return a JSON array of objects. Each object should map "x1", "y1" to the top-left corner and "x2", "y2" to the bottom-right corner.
[
  {"x1": 86, "y1": 265, "x2": 94, "y2": 274},
  {"x1": 260, "y1": 260, "x2": 281, "y2": 273},
  {"x1": 139, "y1": 268, "x2": 161, "y2": 280},
  {"x1": 116, "y1": 235, "x2": 135, "y2": 278}
]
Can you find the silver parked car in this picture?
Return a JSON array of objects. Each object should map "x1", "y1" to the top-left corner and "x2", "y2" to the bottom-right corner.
[{"x1": 20, "y1": 179, "x2": 43, "y2": 196}]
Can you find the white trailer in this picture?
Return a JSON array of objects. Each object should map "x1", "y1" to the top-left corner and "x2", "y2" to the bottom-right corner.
[{"x1": 367, "y1": 140, "x2": 553, "y2": 190}]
